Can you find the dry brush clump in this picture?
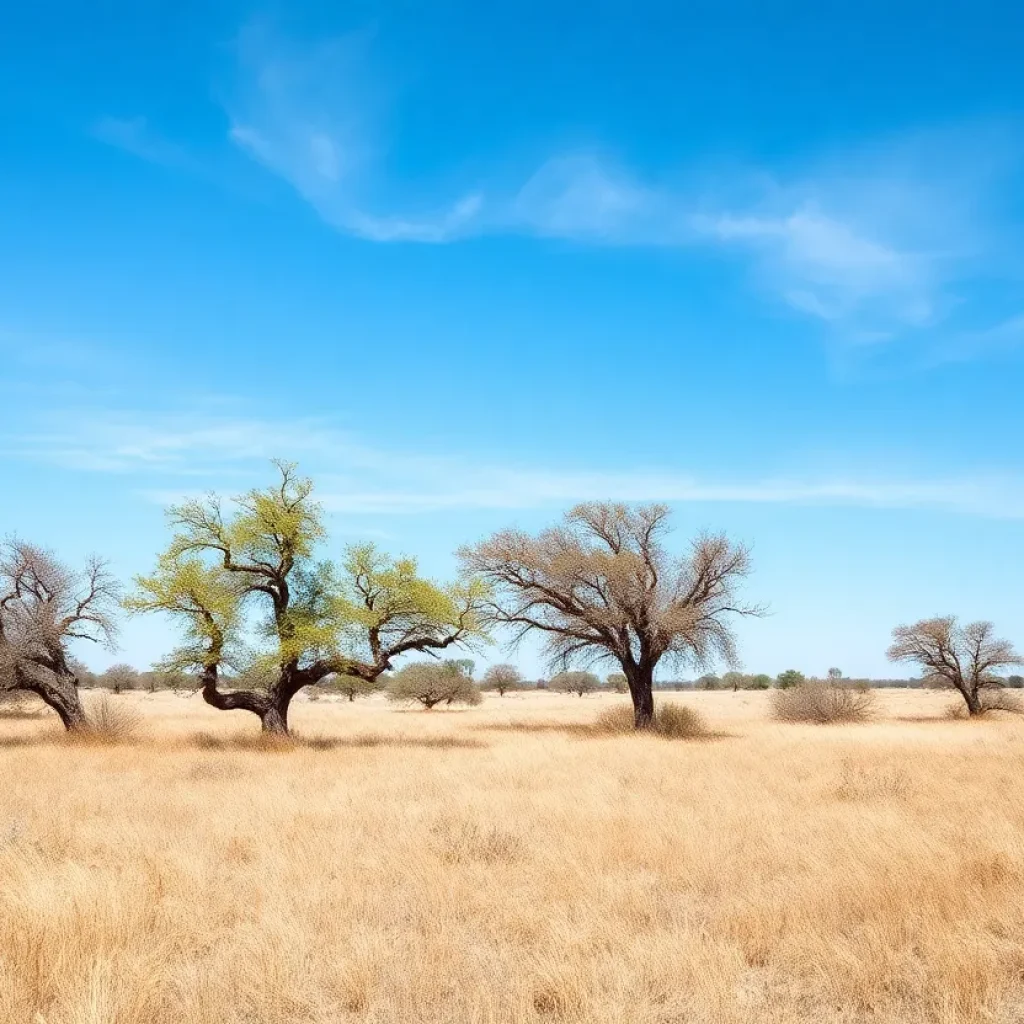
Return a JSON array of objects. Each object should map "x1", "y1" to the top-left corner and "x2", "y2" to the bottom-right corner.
[
  {"x1": 75, "y1": 693, "x2": 143, "y2": 743},
  {"x1": 595, "y1": 700, "x2": 709, "y2": 738},
  {"x1": 771, "y1": 679, "x2": 877, "y2": 724}
]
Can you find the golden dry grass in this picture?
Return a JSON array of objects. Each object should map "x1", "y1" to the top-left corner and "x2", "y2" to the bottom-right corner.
[{"x1": 3, "y1": 689, "x2": 1024, "y2": 1023}]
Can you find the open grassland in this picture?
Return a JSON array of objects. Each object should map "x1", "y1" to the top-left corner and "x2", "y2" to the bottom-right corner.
[{"x1": 3, "y1": 690, "x2": 1024, "y2": 1024}]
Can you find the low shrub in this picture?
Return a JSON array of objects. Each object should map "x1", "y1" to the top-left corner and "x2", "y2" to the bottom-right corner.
[
  {"x1": 771, "y1": 680, "x2": 876, "y2": 724},
  {"x1": 79, "y1": 693, "x2": 143, "y2": 743},
  {"x1": 595, "y1": 701, "x2": 708, "y2": 739}
]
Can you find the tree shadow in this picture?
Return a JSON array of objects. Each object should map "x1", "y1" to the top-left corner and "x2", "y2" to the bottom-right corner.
[
  {"x1": 472, "y1": 721, "x2": 732, "y2": 742},
  {"x1": 190, "y1": 732, "x2": 486, "y2": 751}
]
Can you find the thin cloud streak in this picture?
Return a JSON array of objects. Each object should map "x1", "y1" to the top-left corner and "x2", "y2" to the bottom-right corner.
[{"x1": 7, "y1": 408, "x2": 1024, "y2": 520}]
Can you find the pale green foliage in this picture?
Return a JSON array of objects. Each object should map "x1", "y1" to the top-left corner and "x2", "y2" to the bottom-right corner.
[
  {"x1": 330, "y1": 673, "x2": 385, "y2": 701},
  {"x1": 335, "y1": 544, "x2": 487, "y2": 665},
  {"x1": 126, "y1": 555, "x2": 242, "y2": 672},
  {"x1": 776, "y1": 669, "x2": 805, "y2": 689},
  {"x1": 128, "y1": 463, "x2": 488, "y2": 701},
  {"x1": 386, "y1": 660, "x2": 482, "y2": 709}
]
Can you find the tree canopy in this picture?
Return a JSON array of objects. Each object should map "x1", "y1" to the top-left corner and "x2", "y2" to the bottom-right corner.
[
  {"x1": 460, "y1": 502, "x2": 760, "y2": 728},
  {"x1": 0, "y1": 540, "x2": 119, "y2": 730},
  {"x1": 128, "y1": 462, "x2": 487, "y2": 733},
  {"x1": 888, "y1": 616, "x2": 1022, "y2": 716}
]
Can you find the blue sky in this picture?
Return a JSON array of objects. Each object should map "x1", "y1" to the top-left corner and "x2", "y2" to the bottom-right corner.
[{"x1": 2, "y1": 0, "x2": 1024, "y2": 678}]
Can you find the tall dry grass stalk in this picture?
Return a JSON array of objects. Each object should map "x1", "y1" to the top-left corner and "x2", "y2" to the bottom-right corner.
[{"x1": 2, "y1": 689, "x2": 1024, "y2": 1023}]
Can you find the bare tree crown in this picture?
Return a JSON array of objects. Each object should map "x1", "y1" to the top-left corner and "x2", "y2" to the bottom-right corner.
[
  {"x1": 0, "y1": 540, "x2": 120, "y2": 681},
  {"x1": 459, "y1": 502, "x2": 761, "y2": 674},
  {"x1": 887, "y1": 616, "x2": 1023, "y2": 715}
]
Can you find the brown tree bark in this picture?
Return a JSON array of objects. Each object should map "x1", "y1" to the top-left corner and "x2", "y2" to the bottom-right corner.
[
  {"x1": 963, "y1": 687, "x2": 983, "y2": 716},
  {"x1": 19, "y1": 670, "x2": 89, "y2": 731},
  {"x1": 626, "y1": 662, "x2": 655, "y2": 730}
]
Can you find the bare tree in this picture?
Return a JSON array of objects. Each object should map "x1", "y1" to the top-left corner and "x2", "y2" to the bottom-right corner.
[
  {"x1": 0, "y1": 540, "x2": 120, "y2": 730},
  {"x1": 550, "y1": 670, "x2": 601, "y2": 697},
  {"x1": 386, "y1": 660, "x2": 482, "y2": 709},
  {"x1": 460, "y1": 503, "x2": 761, "y2": 729},
  {"x1": 887, "y1": 617, "x2": 1023, "y2": 716},
  {"x1": 102, "y1": 663, "x2": 139, "y2": 694},
  {"x1": 481, "y1": 663, "x2": 523, "y2": 696}
]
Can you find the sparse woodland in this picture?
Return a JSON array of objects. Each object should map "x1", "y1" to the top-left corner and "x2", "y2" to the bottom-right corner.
[{"x1": 5, "y1": 461, "x2": 1024, "y2": 1023}]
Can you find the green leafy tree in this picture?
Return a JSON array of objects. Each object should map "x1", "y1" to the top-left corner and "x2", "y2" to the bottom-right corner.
[
  {"x1": 696, "y1": 673, "x2": 721, "y2": 690},
  {"x1": 482, "y1": 663, "x2": 524, "y2": 696},
  {"x1": 776, "y1": 669, "x2": 805, "y2": 689},
  {"x1": 722, "y1": 670, "x2": 745, "y2": 691},
  {"x1": 747, "y1": 673, "x2": 772, "y2": 690},
  {"x1": 330, "y1": 674, "x2": 385, "y2": 702},
  {"x1": 127, "y1": 462, "x2": 487, "y2": 734},
  {"x1": 386, "y1": 660, "x2": 482, "y2": 709}
]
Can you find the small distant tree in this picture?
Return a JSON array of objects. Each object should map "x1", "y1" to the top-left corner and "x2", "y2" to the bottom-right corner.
[
  {"x1": 550, "y1": 671, "x2": 601, "y2": 697},
  {"x1": 386, "y1": 660, "x2": 482, "y2": 709},
  {"x1": 1008, "y1": 675, "x2": 1024, "y2": 689},
  {"x1": 0, "y1": 541, "x2": 120, "y2": 730},
  {"x1": 696, "y1": 673, "x2": 721, "y2": 690},
  {"x1": 606, "y1": 672, "x2": 628, "y2": 694},
  {"x1": 102, "y1": 663, "x2": 139, "y2": 694},
  {"x1": 776, "y1": 669, "x2": 805, "y2": 689},
  {"x1": 70, "y1": 659, "x2": 98, "y2": 689},
  {"x1": 330, "y1": 674, "x2": 385, "y2": 702},
  {"x1": 722, "y1": 670, "x2": 745, "y2": 691},
  {"x1": 887, "y1": 616, "x2": 1023, "y2": 716},
  {"x1": 535, "y1": 678, "x2": 548, "y2": 690},
  {"x1": 747, "y1": 673, "x2": 772, "y2": 690},
  {"x1": 827, "y1": 667, "x2": 843, "y2": 682},
  {"x1": 482, "y1": 663, "x2": 523, "y2": 696},
  {"x1": 143, "y1": 667, "x2": 192, "y2": 693}
]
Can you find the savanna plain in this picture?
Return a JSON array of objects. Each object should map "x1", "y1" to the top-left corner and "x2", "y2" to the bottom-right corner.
[{"x1": 3, "y1": 689, "x2": 1024, "y2": 1024}]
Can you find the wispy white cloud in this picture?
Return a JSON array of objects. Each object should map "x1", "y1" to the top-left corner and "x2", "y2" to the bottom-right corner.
[
  {"x1": 224, "y1": 23, "x2": 485, "y2": 242},
  {"x1": 92, "y1": 116, "x2": 200, "y2": 172},
  {"x1": 8, "y1": 406, "x2": 1024, "y2": 521},
  {"x1": 95, "y1": 21, "x2": 1020, "y2": 348},
  {"x1": 694, "y1": 205, "x2": 935, "y2": 336}
]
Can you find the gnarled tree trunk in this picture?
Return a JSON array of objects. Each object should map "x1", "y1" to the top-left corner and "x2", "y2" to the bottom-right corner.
[
  {"x1": 962, "y1": 687, "x2": 983, "y2": 716},
  {"x1": 200, "y1": 665, "x2": 305, "y2": 735},
  {"x1": 19, "y1": 670, "x2": 89, "y2": 731}
]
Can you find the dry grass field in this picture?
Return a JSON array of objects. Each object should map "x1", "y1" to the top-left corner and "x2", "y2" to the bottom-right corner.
[{"x1": 3, "y1": 689, "x2": 1024, "y2": 1024}]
